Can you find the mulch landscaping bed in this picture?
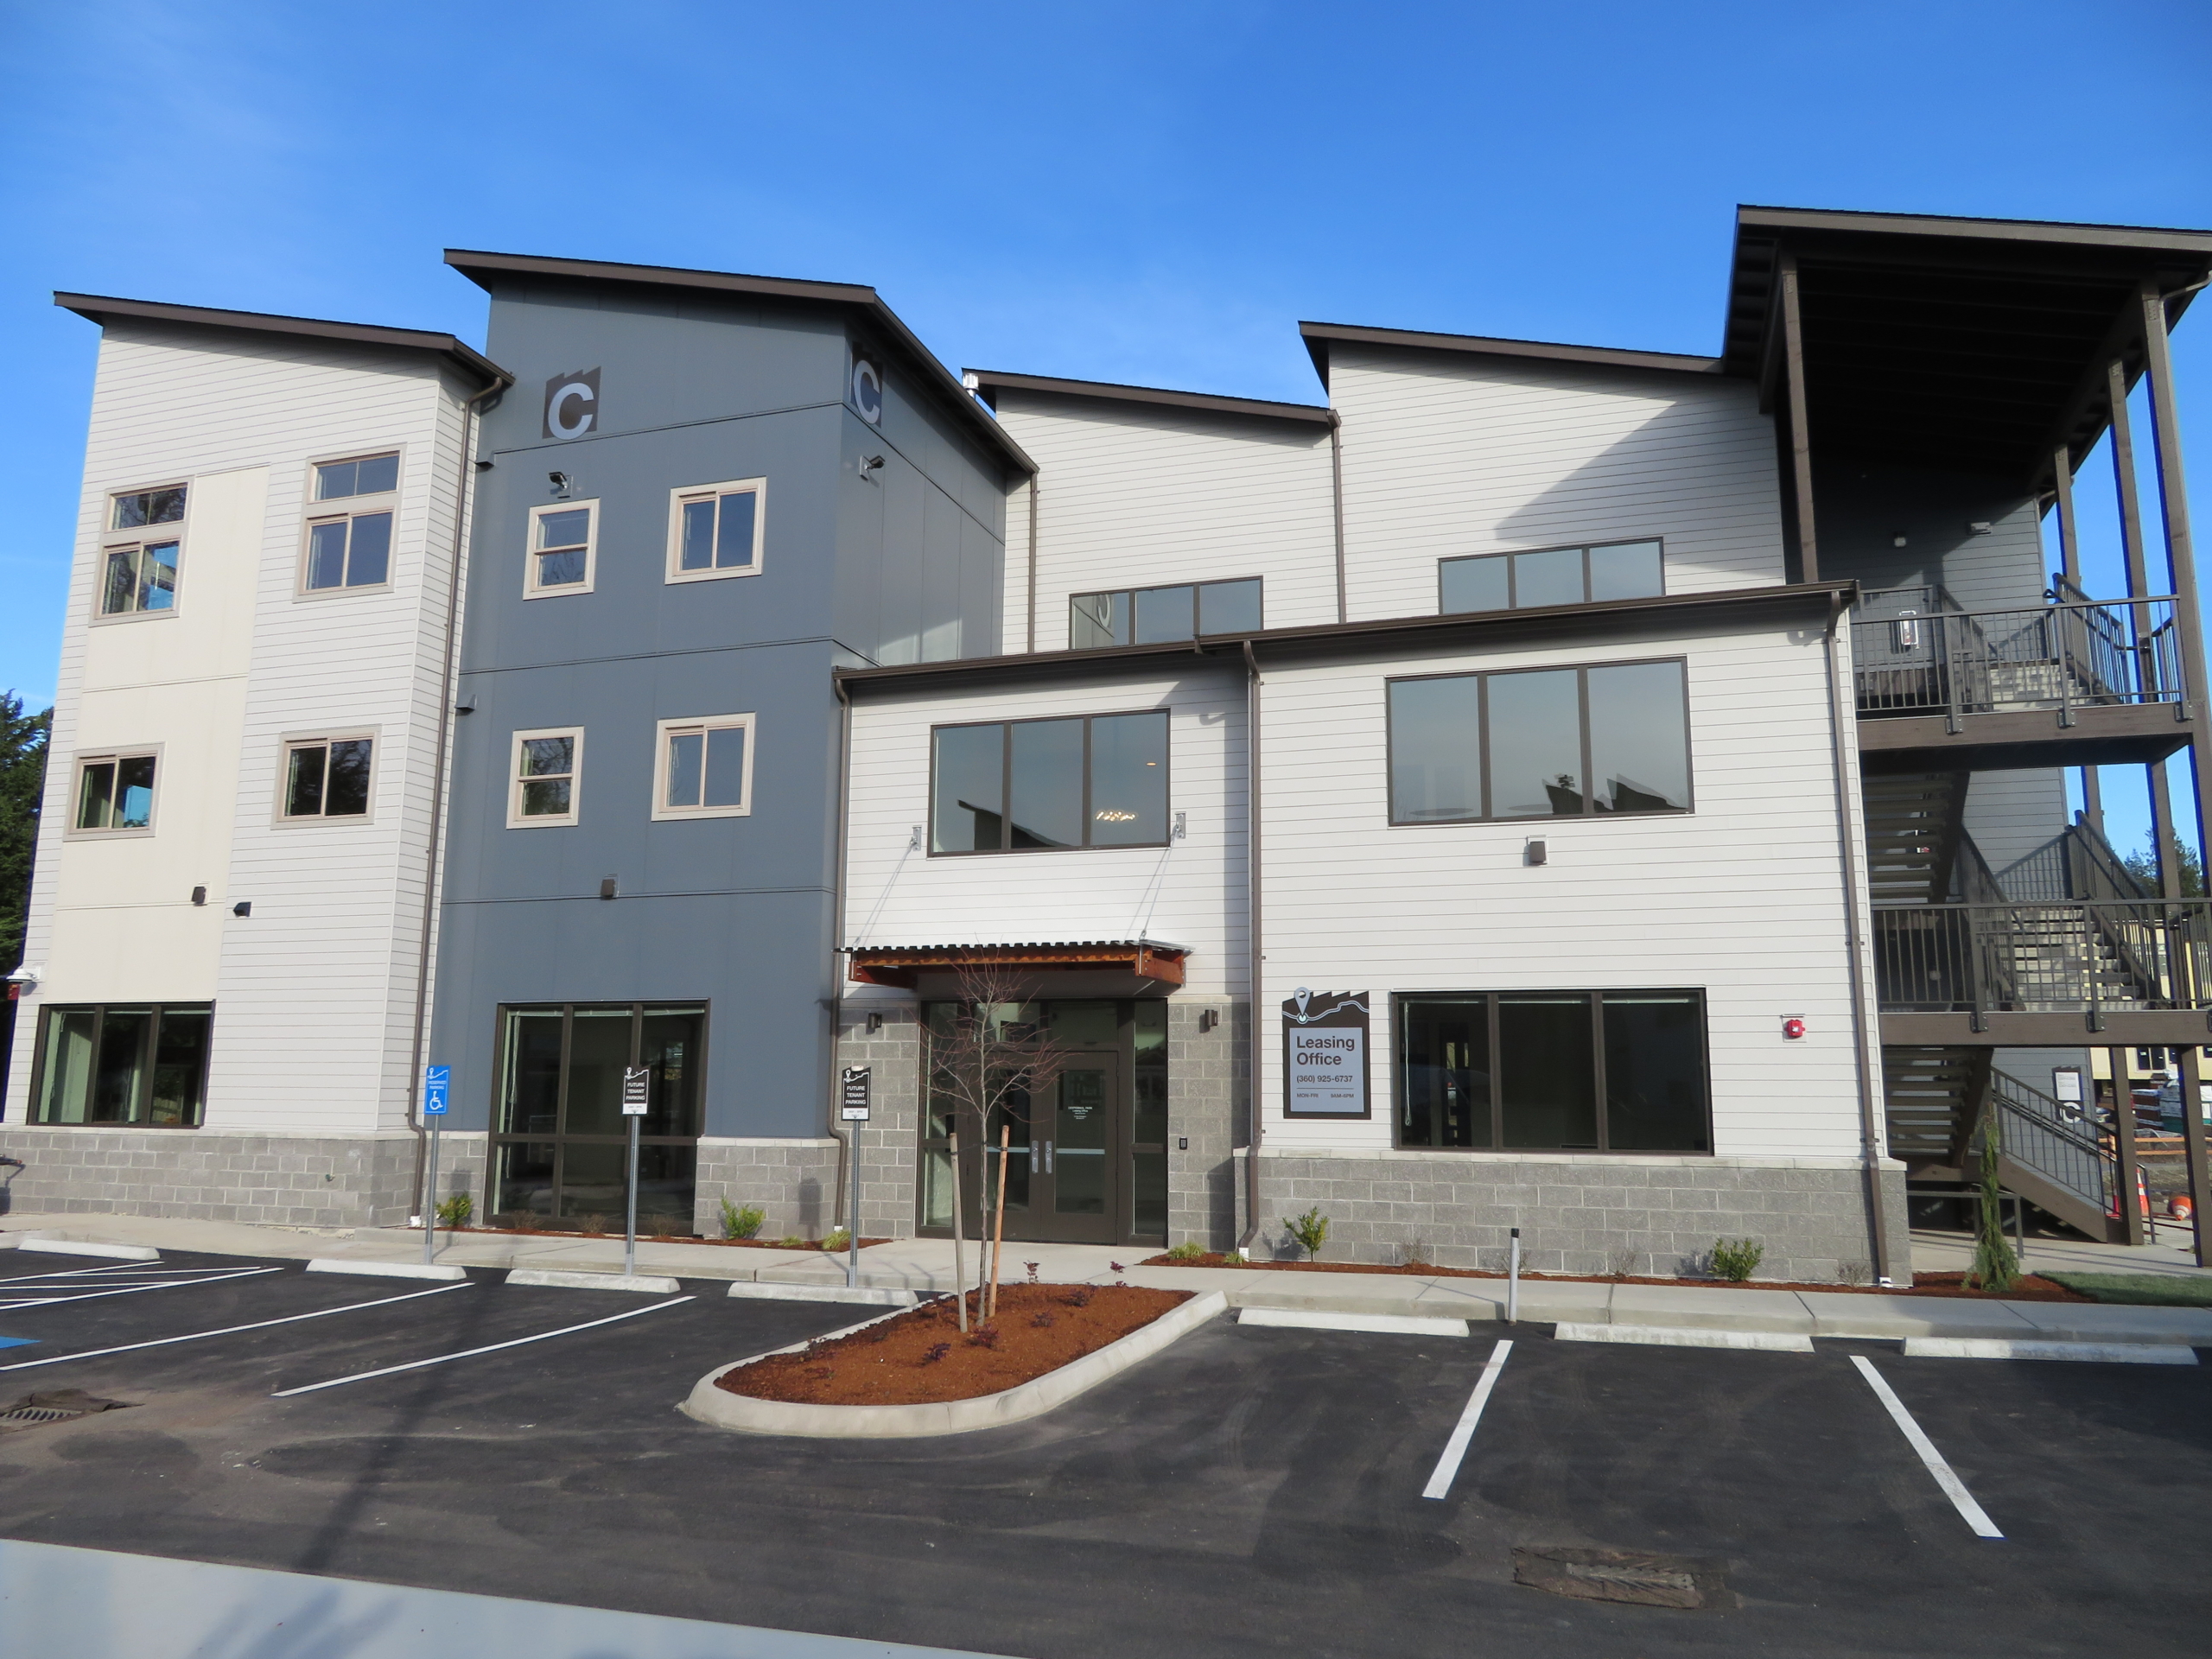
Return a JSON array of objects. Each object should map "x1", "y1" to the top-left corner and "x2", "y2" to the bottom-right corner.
[
  {"x1": 716, "y1": 1283, "x2": 1192, "y2": 1406},
  {"x1": 1137, "y1": 1253, "x2": 2094, "y2": 1302}
]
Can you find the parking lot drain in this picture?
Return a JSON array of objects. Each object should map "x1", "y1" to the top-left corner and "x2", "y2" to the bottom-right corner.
[
  {"x1": 0, "y1": 1389, "x2": 134, "y2": 1433},
  {"x1": 1511, "y1": 1547, "x2": 1725, "y2": 1610}
]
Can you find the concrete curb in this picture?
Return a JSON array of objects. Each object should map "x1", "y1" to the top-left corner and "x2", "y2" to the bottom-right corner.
[
  {"x1": 307, "y1": 1259, "x2": 469, "y2": 1282},
  {"x1": 1237, "y1": 1307, "x2": 1469, "y2": 1338},
  {"x1": 727, "y1": 1281, "x2": 919, "y2": 1306},
  {"x1": 1555, "y1": 1322, "x2": 1816, "y2": 1353},
  {"x1": 681, "y1": 1289, "x2": 1228, "y2": 1439},
  {"x1": 1902, "y1": 1337, "x2": 2201, "y2": 1364},
  {"x1": 10, "y1": 1237, "x2": 161, "y2": 1262},
  {"x1": 506, "y1": 1269, "x2": 682, "y2": 1295}
]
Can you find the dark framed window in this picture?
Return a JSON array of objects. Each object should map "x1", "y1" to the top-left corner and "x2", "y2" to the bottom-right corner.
[
  {"x1": 282, "y1": 736, "x2": 374, "y2": 819},
  {"x1": 491, "y1": 1002, "x2": 706, "y2": 1230},
  {"x1": 930, "y1": 710, "x2": 1169, "y2": 854},
  {"x1": 30, "y1": 1003, "x2": 212, "y2": 1127},
  {"x1": 1388, "y1": 658, "x2": 1691, "y2": 824},
  {"x1": 1395, "y1": 989, "x2": 1710, "y2": 1154},
  {"x1": 1071, "y1": 577, "x2": 1262, "y2": 648},
  {"x1": 1439, "y1": 539, "x2": 1662, "y2": 615}
]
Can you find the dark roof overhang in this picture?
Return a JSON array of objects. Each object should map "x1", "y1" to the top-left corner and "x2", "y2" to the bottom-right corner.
[
  {"x1": 967, "y1": 368, "x2": 1336, "y2": 427},
  {"x1": 442, "y1": 249, "x2": 1035, "y2": 474},
  {"x1": 836, "y1": 580, "x2": 1858, "y2": 696},
  {"x1": 54, "y1": 293, "x2": 510, "y2": 388},
  {"x1": 1720, "y1": 205, "x2": 2212, "y2": 486},
  {"x1": 1299, "y1": 320, "x2": 1722, "y2": 391},
  {"x1": 846, "y1": 939, "x2": 1188, "y2": 988}
]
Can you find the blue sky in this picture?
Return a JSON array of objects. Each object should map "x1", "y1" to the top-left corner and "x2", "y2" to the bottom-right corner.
[{"x1": 4, "y1": 0, "x2": 2209, "y2": 853}]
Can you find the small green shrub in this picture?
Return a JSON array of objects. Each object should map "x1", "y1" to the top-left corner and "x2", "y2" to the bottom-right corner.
[
  {"x1": 1163, "y1": 1241, "x2": 1210, "y2": 1262},
  {"x1": 720, "y1": 1199, "x2": 765, "y2": 1240},
  {"x1": 776, "y1": 1234, "x2": 807, "y2": 1249},
  {"x1": 433, "y1": 1194, "x2": 474, "y2": 1229},
  {"x1": 1282, "y1": 1206, "x2": 1331, "y2": 1262},
  {"x1": 821, "y1": 1228, "x2": 851, "y2": 1252},
  {"x1": 1221, "y1": 1249, "x2": 1248, "y2": 1266},
  {"x1": 1710, "y1": 1238, "x2": 1764, "y2": 1282}
]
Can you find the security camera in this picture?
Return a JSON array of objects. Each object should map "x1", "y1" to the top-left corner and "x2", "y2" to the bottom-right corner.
[
  {"x1": 859, "y1": 455, "x2": 886, "y2": 480},
  {"x1": 548, "y1": 471, "x2": 571, "y2": 496},
  {"x1": 4, "y1": 963, "x2": 41, "y2": 990}
]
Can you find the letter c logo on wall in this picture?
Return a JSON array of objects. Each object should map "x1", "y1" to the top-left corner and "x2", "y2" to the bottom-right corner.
[
  {"x1": 851, "y1": 358, "x2": 882, "y2": 426},
  {"x1": 543, "y1": 367, "x2": 601, "y2": 441}
]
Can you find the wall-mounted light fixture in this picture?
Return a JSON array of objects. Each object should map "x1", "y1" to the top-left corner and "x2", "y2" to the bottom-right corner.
[
  {"x1": 1891, "y1": 531, "x2": 1909, "y2": 548},
  {"x1": 232, "y1": 901, "x2": 251, "y2": 918},
  {"x1": 599, "y1": 877, "x2": 619, "y2": 900},
  {"x1": 1524, "y1": 839, "x2": 1548, "y2": 867},
  {"x1": 191, "y1": 886, "x2": 207, "y2": 906},
  {"x1": 1967, "y1": 521, "x2": 1993, "y2": 536},
  {"x1": 867, "y1": 1011, "x2": 884, "y2": 1034},
  {"x1": 1198, "y1": 1008, "x2": 1220, "y2": 1033}
]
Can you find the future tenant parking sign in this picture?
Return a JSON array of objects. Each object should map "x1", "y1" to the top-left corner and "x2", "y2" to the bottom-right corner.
[{"x1": 1282, "y1": 988, "x2": 1370, "y2": 1116}]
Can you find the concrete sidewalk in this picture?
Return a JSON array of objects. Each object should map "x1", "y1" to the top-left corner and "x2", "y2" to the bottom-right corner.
[{"x1": 6, "y1": 1211, "x2": 2209, "y2": 1345}]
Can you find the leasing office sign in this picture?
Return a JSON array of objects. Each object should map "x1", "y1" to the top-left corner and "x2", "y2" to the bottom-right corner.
[{"x1": 1282, "y1": 988, "x2": 1370, "y2": 1117}]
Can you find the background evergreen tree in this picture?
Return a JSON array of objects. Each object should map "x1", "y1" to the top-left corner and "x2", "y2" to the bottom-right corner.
[
  {"x1": 2122, "y1": 828, "x2": 2207, "y2": 896},
  {"x1": 0, "y1": 692, "x2": 52, "y2": 1096}
]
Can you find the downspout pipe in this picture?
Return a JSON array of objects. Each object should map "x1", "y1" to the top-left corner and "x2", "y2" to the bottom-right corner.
[
  {"x1": 1822, "y1": 590, "x2": 1896, "y2": 1284},
  {"x1": 1239, "y1": 639, "x2": 1265, "y2": 1249},
  {"x1": 828, "y1": 676, "x2": 856, "y2": 1254},
  {"x1": 407, "y1": 370, "x2": 509, "y2": 1224}
]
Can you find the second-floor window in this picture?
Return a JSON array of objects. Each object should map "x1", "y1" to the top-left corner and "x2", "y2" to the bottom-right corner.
[
  {"x1": 1071, "y1": 578, "x2": 1262, "y2": 648},
  {"x1": 302, "y1": 451, "x2": 398, "y2": 592},
  {"x1": 667, "y1": 479, "x2": 765, "y2": 582},
  {"x1": 510, "y1": 728, "x2": 582, "y2": 827},
  {"x1": 654, "y1": 715, "x2": 753, "y2": 819},
  {"x1": 283, "y1": 736, "x2": 373, "y2": 820},
  {"x1": 99, "y1": 486, "x2": 187, "y2": 617},
  {"x1": 527, "y1": 501, "x2": 598, "y2": 596},
  {"x1": 1440, "y1": 539, "x2": 1662, "y2": 615},
  {"x1": 931, "y1": 711, "x2": 1169, "y2": 854},
  {"x1": 1388, "y1": 659, "x2": 1692, "y2": 824},
  {"x1": 73, "y1": 751, "x2": 157, "y2": 834}
]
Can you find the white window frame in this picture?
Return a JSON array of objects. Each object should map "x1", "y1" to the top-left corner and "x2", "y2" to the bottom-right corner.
[
  {"x1": 64, "y1": 746, "x2": 162, "y2": 839},
  {"x1": 525, "y1": 499, "x2": 600, "y2": 599},
  {"x1": 274, "y1": 730, "x2": 379, "y2": 826},
  {"x1": 298, "y1": 449, "x2": 403, "y2": 599},
  {"x1": 664, "y1": 478, "x2": 766, "y2": 585},
  {"x1": 92, "y1": 481, "x2": 190, "y2": 625},
  {"x1": 508, "y1": 726, "x2": 585, "y2": 829},
  {"x1": 651, "y1": 714, "x2": 755, "y2": 821}
]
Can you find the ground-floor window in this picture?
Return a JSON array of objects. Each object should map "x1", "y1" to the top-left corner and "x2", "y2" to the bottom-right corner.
[
  {"x1": 918, "y1": 998, "x2": 1168, "y2": 1246},
  {"x1": 30, "y1": 1003, "x2": 211, "y2": 1126},
  {"x1": 492, "y1": 1002, "x2": 703, "y2": 1228},
  {"x1": 1395, "y1": 989, "x2": 1710, "y2": 1154}
]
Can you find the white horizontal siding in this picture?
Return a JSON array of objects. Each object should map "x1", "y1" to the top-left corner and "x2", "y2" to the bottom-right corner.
[
  {"x1": 1255, "y1": 621, "x2": 1867, "y2": 1163},
  {"x1": 1330, "y1": 347, "x2": 1786, "y2": 622},
  {"x1": 844, "y1": 668, "x2": 1248, "y2": 996},
  {"x1": 6, "y1": 324, "x2": 475, "y2": 1138},
  {"x1": 991, "y1": 391, "x2": 1338, "y2": 652}
]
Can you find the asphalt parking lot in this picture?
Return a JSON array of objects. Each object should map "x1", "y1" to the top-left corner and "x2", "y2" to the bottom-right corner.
[{"x1": 0, "y1": 1248, "x2": 2207, "y2": 1659}]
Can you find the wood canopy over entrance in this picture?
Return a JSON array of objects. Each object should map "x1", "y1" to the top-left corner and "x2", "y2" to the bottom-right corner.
[{"x1": 846, "y1": 939, "x2": 1187, "y2": 988}]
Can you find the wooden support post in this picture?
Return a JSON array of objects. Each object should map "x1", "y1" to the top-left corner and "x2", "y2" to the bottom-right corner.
[
  {"x1": 1778, "y1": 251, "x2": 1820, "y2": 583},
  {"x1": 2177, "y1": 1046, "x2": 2212, "y2": 1268},
  {"x1": 2051, "y1": 442, "x2": 2082, "y2": 588},
  {"x1": 2139, "y1": 279, "x2": 2212, "y2": 889},
  {"x1": 2108, "y1": 1045, "x2": 2145, "y2": 1246}
]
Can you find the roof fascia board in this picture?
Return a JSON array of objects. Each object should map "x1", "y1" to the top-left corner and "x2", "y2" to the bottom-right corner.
[
  {"x1": 55, "y1": 293, "x2": 509, "y2": 387},
  {"x1": 969, "y1": 369, "x2": 1336, "y2": 428},
  {"x1": 836, "y1": 582, "x2": 1856, "y2": 695},
  {"x1": 442, "y1": 249, "x2": 1035, "y2": 474},
  {"x1": 1300, "y1": 320, "x2": 1725, "y2": 385},
  {"x1": 1737, "y1": 205, "x2": 2212, "y2": 259}
]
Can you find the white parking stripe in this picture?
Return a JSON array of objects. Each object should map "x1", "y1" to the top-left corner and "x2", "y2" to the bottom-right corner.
[
  {"x1": 0, "y1": 1282, "x2": 474, "y2": 1372},
  {"x1": 1421, "y1": 1338, "x2": 1513, "y2": 1499},
  {"x1": 0, "y1": 1262, "x2": 158, "y2": 1284},
  {"x1": 0, "y1": 1267, "x2": 281, "y2": 1311},
  {"x1": 1850, "y1": 1355, "x2": 2003, "y2": 1539},
  {"x1": 270, "y1": 1295, "x2": 696, "y2": 1396}
]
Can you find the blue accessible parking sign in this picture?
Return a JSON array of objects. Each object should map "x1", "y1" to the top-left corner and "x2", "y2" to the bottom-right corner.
[{"x1": 423, "y1": 1065, "x2": 450, "y2": 1116}]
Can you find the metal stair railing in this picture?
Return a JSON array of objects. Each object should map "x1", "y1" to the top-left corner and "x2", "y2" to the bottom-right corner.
[
  {"x1": 1986, "y1": 1071, "x2": 2115, "y2": 1219},
  {"x1": 1852, "y1": 590, "x2": 2183, "y2": 726},
  {"x1": 1872, "y1": 898, "x2": 2212, "y2": 1015}
]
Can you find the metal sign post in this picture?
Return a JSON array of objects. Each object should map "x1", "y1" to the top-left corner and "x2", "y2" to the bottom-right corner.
[
  {"x1": 840, "y1": 1067, "x2": 871, "y2": 1289},
  {"x1": 421, "y1": 1066, "x2": 450, "y2": 1266},
  {"x1": 621, "y1": 1066, "x2": 650, "y2": 1277}
]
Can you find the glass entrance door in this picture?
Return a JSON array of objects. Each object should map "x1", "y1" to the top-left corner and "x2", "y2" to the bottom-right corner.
[{"x1": 1038, "y1": 1053, "x2": 1121, "y2": 1243}]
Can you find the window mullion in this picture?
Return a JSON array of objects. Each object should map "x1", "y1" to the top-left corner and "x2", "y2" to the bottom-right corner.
[
  {"x1": 1000, "y1": 723, "x2": 1014, "y2": 853},
  {"x1": 1477, "y1": 675, "x2": 1492, "y2": 821},
  {"x1": 1591, "y1": 992, "x2": 1609, "y2": 1154},
  {"x1": 1081, "y1": 717, "x2": 1094, "y2": 849},
  {"x1": 1485, "y1": 994, "x2": 1503, "y2": 1148},
  {"x1": 1579, "y1": 668, "x2": 1594, "y2": 817}
]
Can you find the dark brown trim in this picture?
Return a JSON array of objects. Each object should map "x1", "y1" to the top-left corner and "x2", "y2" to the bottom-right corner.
[
  {"x1": 442, "y1": 250, "x2": 1037, "y2": 474},
  {"x1": 1299, "y1": 320, "x2": 1724, "y2": 385},
  {"x1": 54, "y1": 293, "x2": 507, "y2": 386},
  {"x1": 1854, "y1": 702, "x2": 2190, "y2": 772},
  {"x1": 1777, "y1": 252, "x2": 1821, "y2": 582},
  {"x1": 1737, "y1": 204, "x2": 2212, "y2": 256},
  {"x1": 1881, "y1": 1010, "x2": 2212, "y2": 1046},
  {"x1": 23, "y1": 1001, "x2": 215, "y2": 1129},
  {"x1": 969, "y1": 368, "x2": 1337, "y2": 427},
  {"x1": 836, "y1": 581, "x2": 1857, "y2": 696},
  {"x1": 849, "y1": 943, "x2": 1186, "y2": 988}
]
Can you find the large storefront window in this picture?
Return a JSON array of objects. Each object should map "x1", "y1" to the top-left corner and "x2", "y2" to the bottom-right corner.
[
  {"x1": 919, "y1": 998, "x2": 1170, "y2": 1246},
  {"x1": 1396, "y1": 989, "x2": 1710, "y2": 1154},
  {"x1": 492, "y1": 1003, "x2": 704, "y2": 1228},
  {"x1": 31, "y1": 1003, "x2": 211, "y2": 1126}
]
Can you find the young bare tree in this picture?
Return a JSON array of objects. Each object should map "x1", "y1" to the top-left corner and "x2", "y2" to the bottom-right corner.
[{"x1": 925, "y1": 962, "x2": 1077, "y2": 1327}]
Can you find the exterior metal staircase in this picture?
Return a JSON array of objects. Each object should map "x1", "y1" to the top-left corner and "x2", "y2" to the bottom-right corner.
[{"x1": 1863, "y1": 772, "x2": 1968, "y2": 906}]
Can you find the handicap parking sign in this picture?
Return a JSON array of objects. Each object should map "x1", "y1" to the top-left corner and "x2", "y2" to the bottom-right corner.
[{"x1": 423, "y1": 1065, "x2": 450, "y2": 1116}]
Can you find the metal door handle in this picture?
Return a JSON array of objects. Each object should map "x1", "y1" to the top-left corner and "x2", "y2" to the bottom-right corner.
[
  {"x1": 1029, "y1": 1141, "x2": 1041, "y2": 1174},
  {"x1": 1044, "y1": 1141, "x2": 1054, "y2": 1173}
]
